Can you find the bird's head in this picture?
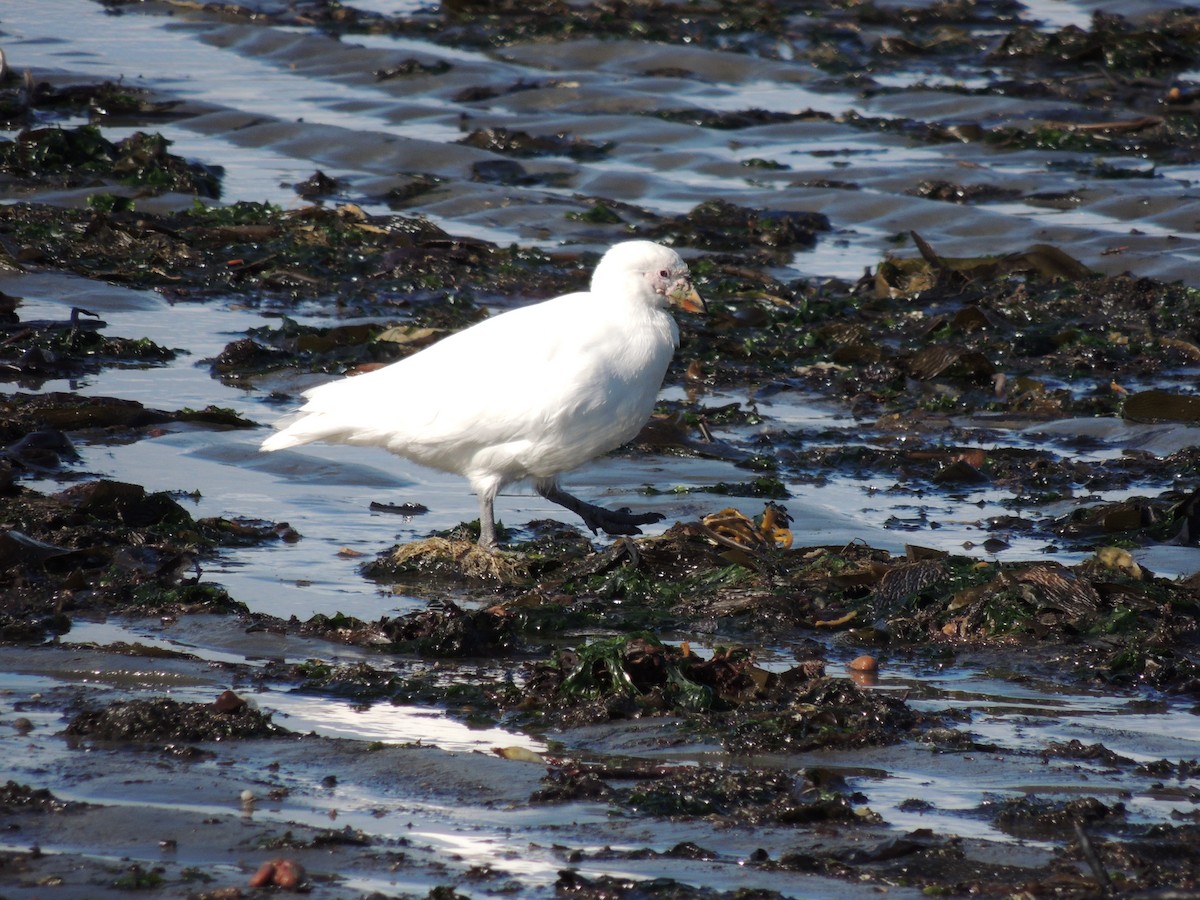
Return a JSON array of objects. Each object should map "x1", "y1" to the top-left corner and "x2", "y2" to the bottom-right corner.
[{"x1": 592, "y1": 240, "x2": 706, "y2": 314}]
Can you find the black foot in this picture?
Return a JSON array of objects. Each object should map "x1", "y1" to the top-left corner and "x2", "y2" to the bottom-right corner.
[
  {"x1": 577, "y1": 504, "x2": 665, "y2": 537},
  {"x1": 536, "y1": 483, "x2": 665, "y2": 537}
]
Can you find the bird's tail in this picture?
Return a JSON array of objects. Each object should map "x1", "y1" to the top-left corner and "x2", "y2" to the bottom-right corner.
[
  {"x1": 259, "y1": 427, "x2": 303, "y2": 452},
  {"x1": 259, "y1": 410, "x2": 351, "y2": 452},
  {"x1": 259, "y1": 367, "x2": 416, "y2": 454},
  {"x1": 260, "y1": 373, "x2": 368, "y2": 453}
]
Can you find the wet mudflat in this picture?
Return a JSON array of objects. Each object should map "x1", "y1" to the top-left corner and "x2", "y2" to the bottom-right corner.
[{"x1": 4, "y1": 0, "x2": 1200, "y2": 896}]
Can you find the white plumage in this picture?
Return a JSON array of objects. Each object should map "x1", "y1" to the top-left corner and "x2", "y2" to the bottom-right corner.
[{"x1": 261, "y1": 240, "x2": 704, "y2": 548}]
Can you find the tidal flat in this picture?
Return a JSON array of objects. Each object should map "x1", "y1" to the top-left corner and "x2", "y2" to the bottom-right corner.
[{"x1": 3, "y1": 1, "x2": 1200, "y2": 897}]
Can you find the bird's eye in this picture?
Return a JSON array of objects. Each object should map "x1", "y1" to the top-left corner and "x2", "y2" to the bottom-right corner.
[{"x1": 659, "y1": 269, "x2": 670, "y2": 278}]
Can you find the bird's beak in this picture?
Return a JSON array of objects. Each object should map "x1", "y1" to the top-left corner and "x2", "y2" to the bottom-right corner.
[{"x1": 669, "y1": 278, "x2": 706, "y2": 314}]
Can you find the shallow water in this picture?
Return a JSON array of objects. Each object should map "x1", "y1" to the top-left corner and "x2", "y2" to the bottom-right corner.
[
  {"x1": 11, "y1": 2, "x2": 1200, "y2": 280},
  {"x1": 4, "y1": 617, "x2": 1194, "y2": 888},
  {"x1": 4, "y1": 2, "x2": 1200, "y2": 896}
]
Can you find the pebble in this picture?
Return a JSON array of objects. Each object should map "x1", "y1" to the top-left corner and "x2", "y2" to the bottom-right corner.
[{"x1": 249, "y1": 858, "x2": 306, "y2": 889}]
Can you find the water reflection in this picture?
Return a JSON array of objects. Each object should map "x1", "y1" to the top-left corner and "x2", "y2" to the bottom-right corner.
[
  {"x1": 66, "y1": 621, "x2": 252, "y2": 667},
  {"x1": 265, "y1": 692, "x2": 546, "y2": 752}
]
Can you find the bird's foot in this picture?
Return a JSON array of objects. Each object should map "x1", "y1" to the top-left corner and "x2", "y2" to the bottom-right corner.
[
  {"x1": 536, "y1": 483, "x2": 665, "y2": 537},
  {"x1": 577, "y1": 504, "x2": 665, "y2": 537}
]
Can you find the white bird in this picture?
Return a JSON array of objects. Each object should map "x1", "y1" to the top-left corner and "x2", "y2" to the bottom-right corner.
[{"x1": 260, "y1": 240, "x2": 705, "y2": 549}]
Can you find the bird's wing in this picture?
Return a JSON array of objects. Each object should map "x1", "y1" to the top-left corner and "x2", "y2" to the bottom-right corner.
[{"x1": 266, "y1": 292, "x2": 609, "y2": 453}]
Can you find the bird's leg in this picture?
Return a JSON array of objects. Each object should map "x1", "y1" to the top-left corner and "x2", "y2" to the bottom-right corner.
[
  {"x1": 535, "y1": 480, "x2": 664, "y2": 537},
  {"x1": 477, "y1": 490, "x2": 498, "y2": 550}
]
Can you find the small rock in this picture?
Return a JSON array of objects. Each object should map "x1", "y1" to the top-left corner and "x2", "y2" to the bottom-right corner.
[
  {"x1": 213, "y1": 690, "x2": 247, "y2": 714},
  {"x1": 248, "y1": 858, "x2": 306, "y2": 890}
]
